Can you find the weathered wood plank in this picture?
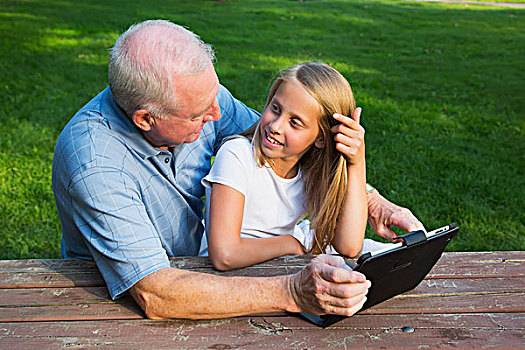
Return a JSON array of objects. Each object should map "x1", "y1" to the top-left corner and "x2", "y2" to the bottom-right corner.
[
  {"x1": 411, "y1": 276, "x2": 525, "y2": 294},
  {"x1": 0, "y1": 272, "x2": 105, "y2": 289},
  {"x1": 1, "y1": 293, "x2": 521, "y2": 322},
  {"x1": 428, "y1": 251, "x2": 525, "y2": 279},
  {"x1": 0, "y1": 251, "x2": 520, "y2": 268},
  {"x1": 436, "y1": 251, "x2": 525, "y2": 261},
  {"x1": 361, "y1": 293, "x2": 525, "y2": 314},
  {"x1": 1, "y1": 288, "x2": 523, "y2": 322},
  {"x1": 0, "y1": 259, "x2": 99, "y2": 272},
  {"x1": 0, "y1": 313, "x2": 523, "y2": 349},
  {"x1": 0, "y1": 301, "x2": 144, "y2": 322},
  {"x1": 2, "y1": 277, "x2": 522, "y2": 307},
  {"x1": 0, "y1": 287, "x2": 112, "y2": 306},
  {"x1": 0, "y1": 253, "x2": 523, "y2": 349},
  {"x1": 2, "y1": 251, "x2": 523, "y2": 276},
  {"x1": 1, "y1": 252, "x2": 523, "y2": 290}
]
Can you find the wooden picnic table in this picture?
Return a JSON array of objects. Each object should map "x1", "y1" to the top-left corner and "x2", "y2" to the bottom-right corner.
[{"x1": 0, "y1": 251, "x2": 524, "y2": 349}]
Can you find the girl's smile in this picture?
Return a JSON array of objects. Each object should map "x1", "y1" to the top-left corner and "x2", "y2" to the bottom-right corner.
[{"x1": 263, "y1": 131, "x2": 283, "y2": 147}]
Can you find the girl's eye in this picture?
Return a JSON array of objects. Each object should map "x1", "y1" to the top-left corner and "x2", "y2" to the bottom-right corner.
[
  {"x1": 290, "y1": 119, "x2": 302, "y2": 128},
  {"x1": 271, "y1": 104, "x2": 280, "y2": 113}
]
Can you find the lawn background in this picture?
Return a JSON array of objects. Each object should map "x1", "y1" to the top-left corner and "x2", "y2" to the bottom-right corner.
[{"x1": 0, "y1": 0, "x2": 523, "y2": 259}]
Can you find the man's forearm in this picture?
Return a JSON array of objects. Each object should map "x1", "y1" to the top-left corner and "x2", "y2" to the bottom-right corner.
[{"x1": 130, "y1": 267, "x2": 295, "y2": 319}]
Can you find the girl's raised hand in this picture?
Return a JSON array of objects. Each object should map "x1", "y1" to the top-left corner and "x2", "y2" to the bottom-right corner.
[{"x1": 331, "y1": 107, "x2": 365, "y2": 165}]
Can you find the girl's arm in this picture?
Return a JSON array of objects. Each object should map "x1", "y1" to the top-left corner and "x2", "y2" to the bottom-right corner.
[
  {"x1": 208, "y1": 183, "x2": 305, "y2": 271},
  {"x1": 330, "y1": 109, "x2": 368, "y2": 257}
]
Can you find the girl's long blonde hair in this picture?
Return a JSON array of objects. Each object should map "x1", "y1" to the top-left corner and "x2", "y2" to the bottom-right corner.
[{"x1": 243, "y1": 61, "x2": 356, "y2": 254}]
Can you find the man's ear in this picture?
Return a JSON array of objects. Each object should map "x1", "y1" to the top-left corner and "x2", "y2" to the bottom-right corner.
[
  {"x1": 314, "y1": 137, "x2": 324, "y2": 149},
  {"x1": 132, "y1": 109, "x2": 154, "y2": 132}
]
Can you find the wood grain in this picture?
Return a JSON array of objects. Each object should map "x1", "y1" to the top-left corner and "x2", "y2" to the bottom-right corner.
[
  {"x1": 0, "y1": 252, "x2": 523, "y2": 349},
  {"x1": 0, "y1": 313, "x2": 523, "y2": 349}
]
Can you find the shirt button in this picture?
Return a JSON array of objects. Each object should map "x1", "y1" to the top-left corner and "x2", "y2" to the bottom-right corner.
[{"x1": 164, "y1": 157, "x2": 170, "y2": 164}]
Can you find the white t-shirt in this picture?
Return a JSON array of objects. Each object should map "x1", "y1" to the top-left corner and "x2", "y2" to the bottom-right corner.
[
  {"x1": 199, "y1": 137, "x2": 311, "y2": 256},
  {"x1": 198, "y1": 137, "x2": 393, "y2": 256}
]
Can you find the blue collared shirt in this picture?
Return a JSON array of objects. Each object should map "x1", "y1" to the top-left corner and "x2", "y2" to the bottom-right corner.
[{"x1": 52, "y1": 86, "x2": 259, "y2": 299}]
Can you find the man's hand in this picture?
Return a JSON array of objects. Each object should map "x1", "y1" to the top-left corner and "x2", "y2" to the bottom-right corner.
[
  {"x1": 286, "y1": 255, "x2": 371, "y2": 316},
  {"x1": 367, "y1": 190, "x2": 425, "y2": 241}
]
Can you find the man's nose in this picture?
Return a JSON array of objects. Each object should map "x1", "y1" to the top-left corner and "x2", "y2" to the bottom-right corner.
[{"x1": 202, "y1": 100, "x2": 221, "y2": 122}]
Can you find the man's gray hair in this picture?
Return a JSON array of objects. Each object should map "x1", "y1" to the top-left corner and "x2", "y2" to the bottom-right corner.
[{"x1": 108, "y1": 20, "x2": 215, "y2": 118}]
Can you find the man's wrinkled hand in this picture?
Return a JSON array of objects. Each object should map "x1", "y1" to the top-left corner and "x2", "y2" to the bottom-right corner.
[
  {"x1": 367, "y1": 190, "x2": 425, "y2": 241},
  {"x1": 286, "y1": 255, "x2": 371, "y2": 316}
]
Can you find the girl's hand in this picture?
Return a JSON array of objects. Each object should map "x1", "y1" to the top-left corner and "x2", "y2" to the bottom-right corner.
[{"x1": 331, "y1": 107, "x2": 365, "y2": 166}]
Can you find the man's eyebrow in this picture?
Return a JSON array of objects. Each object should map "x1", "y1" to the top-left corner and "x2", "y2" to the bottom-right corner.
[{"x1": 189, "y1": 100, "x2": 215, "y2": 119}]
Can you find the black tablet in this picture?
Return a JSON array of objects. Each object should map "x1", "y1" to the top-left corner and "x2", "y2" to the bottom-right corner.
[{"x1": 300, "y1": 223, "x2": 459, "y2": 327}]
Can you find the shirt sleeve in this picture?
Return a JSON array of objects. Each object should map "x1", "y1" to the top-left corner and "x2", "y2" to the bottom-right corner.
[
  {"x1": 68, "y1": 165, "x2": 170, "y2": 299},
  {"x1": 213, "y1": 85, "x2": 260, "y2": 153},
  {"x1": 202, "y1": 138, "x2": 254, "y2": 196}
]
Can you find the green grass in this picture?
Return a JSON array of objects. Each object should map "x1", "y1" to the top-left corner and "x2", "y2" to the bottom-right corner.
[
  {"x1": 458, "y1": 0, "x2": 525, "y2": 3},
  {"x1": 456, "y1": 0, "x2": 525, "y2": 3},
  {"x1": 0, "y1": 0, "x2": 523, "y2": 259}
]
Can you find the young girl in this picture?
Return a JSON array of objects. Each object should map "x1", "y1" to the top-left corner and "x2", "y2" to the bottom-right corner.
[{"x1": 200, "y1": 61, "x2": 369, "y2": 270}]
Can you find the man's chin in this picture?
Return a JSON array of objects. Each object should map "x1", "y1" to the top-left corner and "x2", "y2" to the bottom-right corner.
[{"x1": 184, "y1": 132, "x2": 202, "y2": 144}]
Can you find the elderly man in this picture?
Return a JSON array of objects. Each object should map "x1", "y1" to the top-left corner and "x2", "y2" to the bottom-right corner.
[{"x1": 52, "y1": 20, "x2": 423, "y2": 319}]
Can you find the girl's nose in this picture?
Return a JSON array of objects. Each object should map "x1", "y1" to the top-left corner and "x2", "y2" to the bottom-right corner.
[{"x1": 269, "y1": 116, "x2": 284, "y2": 133}]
